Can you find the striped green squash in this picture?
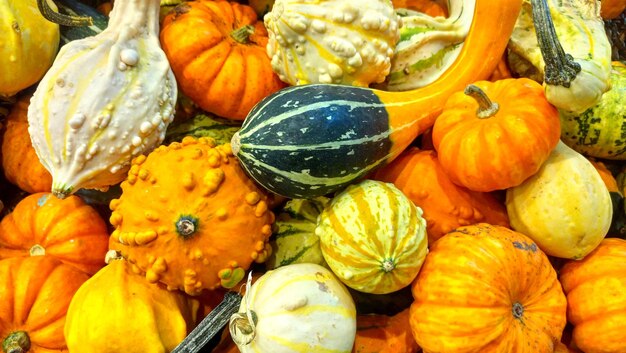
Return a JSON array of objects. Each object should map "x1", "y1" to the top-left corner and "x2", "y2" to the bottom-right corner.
[
  {"x1": 265, "y1": 197, "x2": 330, "y2": 270},
  {"x1": 56, "y1": 0, "x2": 108, "y2": 45},
  {"x1": 560, "y1": 62, "x2": 626, "y2": 160},
  {"x1": 316, "y1": 179, "x2": 428, "y2": 294}
]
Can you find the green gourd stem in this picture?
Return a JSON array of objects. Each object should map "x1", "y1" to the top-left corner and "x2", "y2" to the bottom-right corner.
[
  {"x1": 464, "y1": 85, "x2": 500, "y2": 119},
  {"x1": 37, "y1": 0, "x2": 93, "y2": 27},
  {"x1": 2, "y1": 331, "x2": 31, "y2": 353},
  {"x1": 230, "y1": 25, "x2": 255, "y2": 44},
  {"x1": 530, "y1": 0, "x2": 581, "y2": 88},
  {"x1": 171, "y1": 292, "x2": 242, "y2": 353}
]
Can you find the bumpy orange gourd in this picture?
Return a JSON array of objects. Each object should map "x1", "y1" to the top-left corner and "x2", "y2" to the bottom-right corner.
[
  {"x1": 160, "y1": 0, "x2": 286, "y2": 120},
  {"x1": 353, "y1": 308, "x2": 420, "y2": 353},
  {"x1": 559, "y1": 238, "x2": 626, "y2": 353},
  {"x1": 1, "y1": 95, "x2": 52, "y2": 193},
  {"x1": 410, "y1": 223, "x2": 567, "y2": 353},
  {"x1": 109, "y1": 137, "x2": 274, "y2": 295},
  {"x1": 0, "y1": 256, "x2": 89, "y2": 353},
  {"x1": 0, "y1": 193, "x2": 110, "y2": 275},
  {"x1": 373, "y1": 148, "x2": 509, "y2": 244},
  {"x1": 432, "y1": 78, "x2": 561, "y2": 192}
]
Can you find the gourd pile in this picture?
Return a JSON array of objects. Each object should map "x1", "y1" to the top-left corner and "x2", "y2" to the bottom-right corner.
[{"x1": 0, "y1": 0, "x2": 625, "y2": 352}]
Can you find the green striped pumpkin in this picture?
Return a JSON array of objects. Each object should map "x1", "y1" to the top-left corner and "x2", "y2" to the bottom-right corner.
[
  {"x1": 316, "y1": 179, "x2": 428, "y2": 294},
  {"x1": 560, "y1": 62, "x2": 626, "y2": 160},
  {"x1": 265, "y1": 197, "x2": 330, "y2": 270}
]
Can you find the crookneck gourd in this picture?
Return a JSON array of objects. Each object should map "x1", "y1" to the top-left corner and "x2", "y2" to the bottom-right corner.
[
  {"x1": 108, "y1": 137, "x2": 275, "y2": 296},
  {"x1": 28, "y1": 0, "x2": 177, "y2": 199},
  {"x1": 231, "y1": 0, "x2": 523, "y2": 199},
  {"x1": 508, "y1": 0, "x2": 612, "y2": 114}
]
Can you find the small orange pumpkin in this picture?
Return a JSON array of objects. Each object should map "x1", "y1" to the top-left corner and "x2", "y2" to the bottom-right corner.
[
  {"x1": 1, "y1": 95, "x2": 52, "y2": 193},
  {"x1": 432, "y1": 78, "x2": 561, "y2": 192},
  {"x1": 373, "y1": 147, "x2": 510, "y2": 244},
  {"x1": 160, "y1": 0, "x2": 286, "y2": 120},
  {"x1": 559, "y1": 238, "x2": 626, "y2": 353},
  {"x1": 410, "y1": 223, "x2": 567, "y2": 352},
  {"x1": 353, "y1": 308, "x2": 420, "y2": 353},
  {"x1": 0, "y1": 193, "x2": 110, "y2": 275}
]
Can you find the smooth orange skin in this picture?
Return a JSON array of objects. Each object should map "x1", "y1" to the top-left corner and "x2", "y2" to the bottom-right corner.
[
  {"x1": 432, "y1": 78, "x2": 561, "y2": 192},
  {"x1": 373, "y1": 148, "x2": 509, "y2": 244},
  {"x1": 160, "y1": 0, "x2": 286, "y2": 120},
  {"x1": 410, "y1": 223, "x2": 567, "y2": 353},
  {"x1": 0, "y1": 256, "x2": 89, "y2": 352},
  {"x1": 0, "y1": 193, "x2": 110, "y2": 275},
  {"x1": 560, "y1": 238, "x2": 626, "y2": 353},
  {"x1": 353, "y1": 308, "x2": 420, "y2": 353}
]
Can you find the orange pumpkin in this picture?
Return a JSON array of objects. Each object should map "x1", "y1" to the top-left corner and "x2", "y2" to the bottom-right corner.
[
  {"x1": 410, "y1": 223, "x2": 567, "y2": 352},
  {"x1": 1, "y1": 95, "x2": 52, "y2": 193},
  {"x1": 0, "y1": 193, "x2": 110, "y2": 275},
  {"x1": 373, "y1": 147, "x2": 509, "y2": 244},
  {"x1": 432, "y1": 79, "x2": 561, "y2": 192},
  {"x1": 353, "y1": 308, "x2": 420, "y2": 353},
  {"x1": 559, "y1": 238, "x2": 626, "y2": 353},
  {"x1": 160, "y1": 0, "x2": 286, "y2": 120},
  {"x1": 0, "y1": 256, "x2": 89, "y2": 353}
]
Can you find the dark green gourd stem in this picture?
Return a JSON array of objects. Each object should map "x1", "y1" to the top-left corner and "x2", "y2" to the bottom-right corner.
[
  {"x1": 230, "y1": 25, "x2": 255, "y2": 44},
  {"x1": 530, "y1": 0, "x2": 581, "y2": 88},
  {"x1": 37, "y1": 0, "x2": 93, "y2": 26},
  {"x1": 2, "y1": 331, "x2": 31, "y2": 353},
  {"x1": 171, "y1": 291, "x2": 243, "y2": 353}
]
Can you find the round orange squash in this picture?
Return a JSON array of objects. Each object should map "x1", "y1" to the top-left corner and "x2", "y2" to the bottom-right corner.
[
  {"x1": 410, "y1": 223, "x2": 567, "y2": 353},
  {"x1": 559, "y1": 238, "x2": 626, "y2": 353},
  {"x1": 160, "y1": 0, "x2": 286, "y2": 120},
  {"x1": 0, "y1": 256, "x2": 89, "y2": 353},
  {"x1": 0, "y1": 192, "x2": 110, "y2": 275},
  {"x1": 373, "y1": 147, "x2": 510, "y2": 244},
  {"x1": 432, "y1": 79, "x2": 561, "y2": 192},
  {"x1": 1, "y1": 95, "x2": 52, "y2": 193}
]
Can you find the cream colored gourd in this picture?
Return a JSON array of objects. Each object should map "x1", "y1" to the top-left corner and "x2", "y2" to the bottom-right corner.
[
  {"x1": 229, "y1": 264, "x2": 357, "y2": 353},
  {"x1": 508, "y1": 0, "x2": 611, "y2": 114},
  {"x1": 264, "y1": 0, "x2": 400, "y2": 86},
  {"x1": 381, "y1": 0, "x2": 474, "y2": 91},
  {"x1": 506, "y1": 141, "x2": 612, "y2": 259},
  {"x1": 28, "y1": 0, "x2": 177, "y2": 198}
]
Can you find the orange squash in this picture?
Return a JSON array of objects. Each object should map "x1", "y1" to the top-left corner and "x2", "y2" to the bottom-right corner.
[
  {"x1": 353, "y1": 308, "x2": 420, "y2": 353},
  {"x1": 1, "y1": 95, "x2": 52, "y2": 193},
  {"x1": 410, "y1": 223, "x2": 567, "y2": 352},
  {"x1": 601, "y1": 0, "x2": 626, "y2": 19},
  {"x1": 559, "y1": 238, "x2": 626, "y2": 353},
  {"x1": 432, "y1": 79, "x2": 561, "y2": 192},
  {"x1": 0, "y1": 193, "x2": 110, "y2": 275},
  {"x1": 160, "y1": 0, "x2": 286, "y2": 120},
  {"x1": 373, "y1": 147, "x2": 509, "y2": 244},
  {"x1": 0, "y1": 256, "x2": 89, "y2": 353},
  {"x1": 589, "y1": 158, "x2": 620, "y2": 193}
]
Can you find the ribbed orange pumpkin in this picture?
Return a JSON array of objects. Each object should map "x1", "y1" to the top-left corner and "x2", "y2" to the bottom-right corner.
[
  {"x1": 160, "y1": 0, "x2": 286, "y2": 120},
  {"x1": 559, "y1": 238, "x2": 626, "y2": 353},
  {"x1": 410, "y1": 223, "x2": 567, "y2": 352},
  {"x1": 373, "y1": 147, "x2": 509, "y2": 244},
  {"x1": 0, "y1": 193, "x2": 110, "y2": 275},
  {"x1": 432, "y1": 79, "x2": 561, "y2": 192},
  {"x1": 1, "y1": 95, "x2": 52, "y2": 193},
  {"x1": 0, "y1": 256, "x2": 89, "y2": 353}
]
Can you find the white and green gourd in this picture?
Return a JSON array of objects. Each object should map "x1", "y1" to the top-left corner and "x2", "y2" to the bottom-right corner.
[
  {"x1": 264, "y1": 0, "x2": 401, "y2": 87},
  {"x1": 380, "y1": 0, "x2": 474, "y2": 91},
  {"x1": 316, "y1": 179, "x2": 428, "y2": 294},
  {"x1": 28, "y1": 0, "x2": 177, "y2": 198},
  {"x1": 508, "y1": 0, "x2": 612, "y2": 114}
]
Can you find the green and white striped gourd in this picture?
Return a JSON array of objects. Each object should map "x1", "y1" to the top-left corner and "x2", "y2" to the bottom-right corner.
[
  {"x1": 381, "y1": 0, "x2": 474, "y2": 91},
  {"x1": 266, "y1": 197, "x2": 330, "y2": 270},
  {"x1": 28, "y1": 0, "x2": 177, "y2": 198},
  {"x1": 316, "y1": 179, "x2": 428, "y2": 294},
  {"x1": 264, "y1": 0, "x2": 400, "y2": 87}
]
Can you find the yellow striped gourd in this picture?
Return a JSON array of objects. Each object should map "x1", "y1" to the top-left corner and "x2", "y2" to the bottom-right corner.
[{"x1": 316, "y1": 179, "x2": 428, "y2": 294}]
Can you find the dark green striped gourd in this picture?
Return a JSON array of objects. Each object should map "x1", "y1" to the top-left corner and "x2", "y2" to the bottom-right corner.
[{"x1": 56, "y1": 0, "x2": 108, "y2": 45}]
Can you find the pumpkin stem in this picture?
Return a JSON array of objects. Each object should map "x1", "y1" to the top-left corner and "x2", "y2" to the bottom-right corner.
[
  {"x1": 512, "y1": 302, "x2": 525, "y2": 319},
  {"x1": 176, "y1": 216, "x2": 199, "y2": 238},
  {"x1": 171, "y1": 291, "x2": 243, "y2": 353},
  {"x1": 381, "y1": 258, "x2": 395, "y2": 273},
  {"x1": 530, "y1": 0, "x2": 581, "y2": 88},
  {"x1": 37, "y1": 0, "x2": 93, "y2": 27},
  {"x1": 230, "y1": 25, "x2": 255, "y2": 44},
  {"x1": 29, "y1": 244, "x2": 46, "y2": 256},
  {"x1": 2, "y1": 331, "x2": 31, "y2": 353},
  {"x1": 464, "y1": 85, "x2": 499, "y2": 119}
]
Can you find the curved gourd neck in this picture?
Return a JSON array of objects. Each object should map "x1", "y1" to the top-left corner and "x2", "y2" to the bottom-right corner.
[{"x1": 107, "y1": 0, "x2": 161, "y2": 36}]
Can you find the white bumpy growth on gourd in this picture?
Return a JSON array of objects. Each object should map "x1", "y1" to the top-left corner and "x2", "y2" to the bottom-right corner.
[{"x1": 28, "y1": 0, "x2": 177, "y2": 198}]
